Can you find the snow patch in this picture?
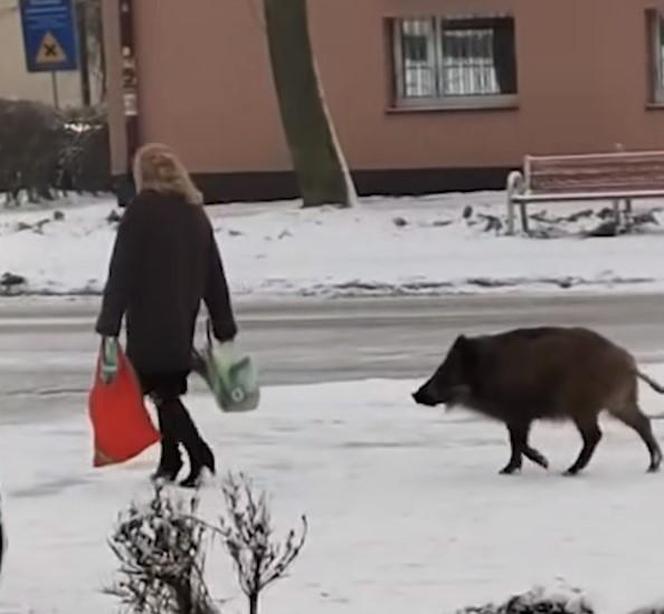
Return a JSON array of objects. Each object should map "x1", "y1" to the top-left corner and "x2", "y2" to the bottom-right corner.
[
  {"x1": 1, "y1": 192, "x2": 664, "y2": 297},
  {"x1": 2, "y1": 375, "x2": 664, "y2": 612},
  {"x1": 458, "y1": 585, "x2": 594, "y2": 614}
]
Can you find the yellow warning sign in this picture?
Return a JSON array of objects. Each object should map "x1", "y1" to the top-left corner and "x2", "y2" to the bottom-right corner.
[{"x1": 35, "y1": 32, "x2": 67, "y2": 65}]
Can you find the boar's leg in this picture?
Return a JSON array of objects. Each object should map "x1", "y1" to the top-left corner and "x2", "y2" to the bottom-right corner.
[
  {"x1": 523, "y1": 445, "x2": 549, "y2": 469},
  {"x1": 611, "y1": 406, "x2": 662, "y2": 472},
  {"x1": 500, "y1": 422, "x2": 530, "y2": 475},
  {"x1": 565, "y1": 416, "x2": 602, "y2": 476}
]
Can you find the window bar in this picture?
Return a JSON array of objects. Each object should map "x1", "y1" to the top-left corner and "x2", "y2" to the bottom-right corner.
[
  {"x1": 486, "y1": 33, "x2": 492, "y2": 94},
  {"x1": 473, "y1": 30, "x2": 481, "y2": 95},
  {"x1": 486, "y1": 30, "x2": 493, "y2": 94},
  {"x1": 464, "y1": 31, "x2": 471, "y2": 96},
  {"x1": 413, "y1": 21, "x2": 421, "y2": 96},
  {"x1": 483, "y1": 30, "x2": 491, "y2": 94},
  {"x1": 398, "y1": 20, "x2": 407, "y2": 98},
  {"x1": 433, "y1": 17, "x2": 442, "y2": 97},
  {"x1": 449, "y1": 30, "x2": 456, "y2": 95},
  {"x1": 417, "y1": 22, "x2": 423, "y2": 96},
  {"x1": 472, "y1": 31, "x2": 478, "y2": 95},
  {"x1": 425, "y1": 19, "x2": 432, "y2": 96},
  {"x1": 440, "y1": 22, "x2": 448, "y2": 96},
  {"x1": 402, "y1": 21, "x2": 411, "y2": 97},
  {"x1": 660, "y1": 16, "x2": 664, "y2": 97},
  {"x1": 426, "y1": 17, "x2": 437, "y2": 98}
]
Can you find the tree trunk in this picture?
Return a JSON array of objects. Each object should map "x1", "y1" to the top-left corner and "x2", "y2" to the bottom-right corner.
[
  {"x1": 263, "y1": 0, "x2": 355, "y2": 208},
  {"x1": 249, "y1": 592, "x2": 259, "y2": 614}
]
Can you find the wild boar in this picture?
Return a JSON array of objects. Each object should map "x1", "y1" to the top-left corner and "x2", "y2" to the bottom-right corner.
[{"x1": 412, "y1": 327, "x2": 663, "y2": 475}]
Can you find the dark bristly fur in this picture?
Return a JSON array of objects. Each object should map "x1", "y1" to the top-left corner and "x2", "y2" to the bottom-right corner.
[{"x1": 413, "y1": 327, "x2": 663, "y2": 476}]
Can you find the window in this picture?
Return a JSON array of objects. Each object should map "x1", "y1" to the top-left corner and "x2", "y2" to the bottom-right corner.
[
  {"x1": 392, "y1": 16, "x2": 518, "y2": 109},
  {"x1": 649, "y1": 10, "x2": 664, "y2": 104},
  {"x1": 399, "y1": 19, "x2": 437, "y2": 98}
]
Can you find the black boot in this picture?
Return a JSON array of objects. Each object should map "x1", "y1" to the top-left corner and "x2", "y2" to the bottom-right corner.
[
  {"x1": 170, "y1": 399, "x2": 216, "y2": 489},
  {"x1": 151, "y1": 405, "x2": 184, "y2": 483},
  {"x1": 179, "y1": 440, "x2": 216, "y2": 489}
]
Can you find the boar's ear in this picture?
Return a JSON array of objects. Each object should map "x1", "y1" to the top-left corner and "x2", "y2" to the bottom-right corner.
[
  {"x1": 451, "y1": 335, "x2": 469, "y2": 351},
  {"x1": 452, "y1": 335, "x2": 476, "y2": 370}
]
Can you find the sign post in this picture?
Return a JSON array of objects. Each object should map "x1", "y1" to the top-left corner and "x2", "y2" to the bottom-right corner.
[
  {"x1": 20, "y1": 0, "x2": 79, "y2": 83},
  {"x1": 118, "y1": 0, "x2": 139, "y2": 204},
  {"x1": 50, "y1": 72, "x2": 59, "y2": 108}
]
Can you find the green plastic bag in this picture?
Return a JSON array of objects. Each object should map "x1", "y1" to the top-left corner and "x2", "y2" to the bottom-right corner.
[{"x1": 193, "y1": 322, "x2": 260, "y2": 413}]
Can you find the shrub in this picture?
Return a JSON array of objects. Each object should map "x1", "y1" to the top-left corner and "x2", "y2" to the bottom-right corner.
[{"x1": 0, "y1": 99, "x2": 111, "y2": 206}]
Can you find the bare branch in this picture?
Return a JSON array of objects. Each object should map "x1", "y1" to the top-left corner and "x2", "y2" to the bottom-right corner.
[
  {"x1": 107, "y1": 484, "x2": 218, "y2": 614},
  {"x1": 216, "y1": 472, "x2": 308, "y2": 614}
]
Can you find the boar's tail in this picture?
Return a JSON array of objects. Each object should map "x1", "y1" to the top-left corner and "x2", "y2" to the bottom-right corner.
[{"x1": 637, "y1": 370, "x2": 664, "y2": 394}]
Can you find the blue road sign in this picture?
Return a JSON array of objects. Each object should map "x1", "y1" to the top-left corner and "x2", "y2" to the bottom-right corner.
[{"x1": 20, "y1": 0, "x2": 79, "y2": 72}]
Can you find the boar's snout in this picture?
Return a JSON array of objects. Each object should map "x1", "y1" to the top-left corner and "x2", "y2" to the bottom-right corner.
[{"x1": 412, "y1": 386, "x2": 437, "y2": 407}]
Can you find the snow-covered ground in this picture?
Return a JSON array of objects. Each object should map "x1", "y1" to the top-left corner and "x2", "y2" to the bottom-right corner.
[
  {"x1": 1, "y1": 192, "x2": 664, "y2": 297},
  {"x1": 2, "y1": 374, "x2": 664, "y2": 614}
]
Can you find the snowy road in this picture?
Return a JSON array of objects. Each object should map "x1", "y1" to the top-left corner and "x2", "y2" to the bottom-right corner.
[
  {"x1": 1, "y1": 292, "x2": 664, "y2": 396},
  {"x1": 2, "y1": 293, "x2": 664, "y2": 613},
  {"x1": 2, "y1": 292, "x2": 664, "y2": 427},
  {"x1": 1, "y1": 292, "x2": 664, "y2": 424}
]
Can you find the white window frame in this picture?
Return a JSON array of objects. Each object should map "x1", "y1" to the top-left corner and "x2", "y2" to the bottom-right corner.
[
  {"x1": 392, "y1": 15, "x2": 518, "y2": 111},
  {"x1": 393, "y1": 18, "x2": 438, "y2": 99},
  {"x1": 649, "y1": 10, "x2": 664, "y2": 104}
]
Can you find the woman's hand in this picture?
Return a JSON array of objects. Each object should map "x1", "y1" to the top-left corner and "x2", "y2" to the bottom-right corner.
[{"x1": 100, "y1": 337, "x2": 119, "y2": 384}]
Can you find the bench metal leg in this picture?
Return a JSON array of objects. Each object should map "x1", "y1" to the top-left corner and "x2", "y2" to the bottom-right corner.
[
  {"x1": 507, "y1": 197, "x2": 516, "y2": 235},
  {"x1": 612, "y1": 199, "x2": 621, "y2": 226},
  {"x1": 625, "y1": 198, "x2": 633, "y2": 228},
  {"x1": 519, "y1": 202, "x2": 529, "y2": 234},
  {"x1": 506, "y1": 171, "x2": 525, "y2": 236}
]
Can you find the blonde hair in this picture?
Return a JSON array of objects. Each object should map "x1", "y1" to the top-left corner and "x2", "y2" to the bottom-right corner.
[{"x1": 133, "y1": 143, "x2": 203, "y2": 205}]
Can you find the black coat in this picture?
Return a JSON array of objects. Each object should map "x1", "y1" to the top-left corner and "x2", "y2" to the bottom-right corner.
[{"x1": 96, "y1": 190, "x2": 237, "y2": 373}]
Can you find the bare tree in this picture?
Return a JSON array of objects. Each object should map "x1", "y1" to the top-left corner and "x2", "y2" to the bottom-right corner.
[
  {"x1": 75, "y1": 0, "x2": 106, "y2": 104},
  {"x1": 107, "y1": 472, "x2": 307, "y2": 614},
  {"x1": 263, "y1": 0, "x2": 356, "y2": 208},
  {"x1": 216, "y1": 472, "x2": 307, "y2": 614},
  {"x1": 108, "y1": 484, "x2": 217, "y2": 614}
]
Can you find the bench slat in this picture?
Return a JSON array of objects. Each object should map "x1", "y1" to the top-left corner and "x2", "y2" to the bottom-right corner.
[
  {"x1": 529, "y1": 156, "x2": 664, "y2": 192},
  {"x1": 531, "y1": 176, "x2": 664, "y2": 193},
  {"x1": 512, "y1": 189, "x2": 664, "y2": 203}
]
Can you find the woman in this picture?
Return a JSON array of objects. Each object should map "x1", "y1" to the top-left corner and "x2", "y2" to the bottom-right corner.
[{"x1": 96, "y1": 143, "x2": 237, "y2": 488}]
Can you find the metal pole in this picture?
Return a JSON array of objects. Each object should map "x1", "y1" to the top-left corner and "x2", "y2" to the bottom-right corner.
[
  {"x1": 77, "y1": 0, "x2": 91, "y2": 106},
  {"x1": 120, "y1": 0, "x2": 139, "y2": 201},
  {"x1": 51, "y1": 72, "x2": 60, "y2": 109}
]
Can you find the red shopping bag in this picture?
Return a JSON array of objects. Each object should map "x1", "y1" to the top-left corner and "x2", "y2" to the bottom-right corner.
[{"x1": 88, "y1": 344, "x2": 160, "y2": 467}]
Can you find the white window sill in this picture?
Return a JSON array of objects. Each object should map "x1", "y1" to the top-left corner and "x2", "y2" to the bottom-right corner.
[{"x1": 387, "y1": 96, "x2": 519, "y2": 114}]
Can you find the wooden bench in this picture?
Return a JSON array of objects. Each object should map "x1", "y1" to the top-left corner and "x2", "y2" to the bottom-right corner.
[{"x1": 506, "y1": 151, "x2": 664, "y2": 234}]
